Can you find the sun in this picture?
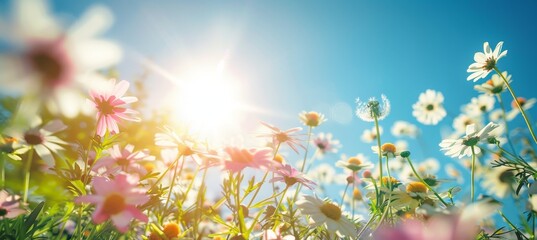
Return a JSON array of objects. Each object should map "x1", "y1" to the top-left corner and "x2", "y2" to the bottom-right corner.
[{"x1": 171, "y1": 66, "x2": 242, "y2": 141}]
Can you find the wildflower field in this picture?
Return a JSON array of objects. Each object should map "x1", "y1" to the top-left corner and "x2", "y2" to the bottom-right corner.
[{"x1": 1, "y1": 1, "x2": 537, "y2": 239}]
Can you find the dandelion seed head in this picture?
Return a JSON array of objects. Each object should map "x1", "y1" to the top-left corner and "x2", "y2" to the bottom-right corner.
[{"x1": 355, "y1": 94, "x2": 390, "y2": 122}]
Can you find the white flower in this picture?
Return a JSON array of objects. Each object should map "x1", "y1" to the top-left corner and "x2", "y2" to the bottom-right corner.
[
  {"x1": 467, "y1": 41, "x2": 507, "y2": 82},
  {"x1": 506, "y1": 97, "x2": 537, "y2": 121},
  {"x1": 439, "y1": 122, "x2": 499, "y2": 158},
  {"x1": 488, "y1": 109, "x2": 503, "y2": 122},
  {"x1": 474, "y1": 71, "x2": 511, "y2": 95},
  {"x1": 391, "y1": 121, "x2": 418, "y2": 138},
  {"x1": 453, "y1": 114, "x2": 482, "y2": 135},
  {"x1": 296, "y1": 195, "x2": 356, "y2": 237},
  {"x1": 480, "y1": 166, "x2": 516, "y2": 198},
  {"x1": 463, "y1": 94, "x2": 495, "y2": 117},
  {"x1": 445, "y1": 164, "x2": 463, "y2": 183},
  {"x1": 412, "y1": 89, "x2": 446, "y2": 125},
  {"x1": 360, "y1": 126, "x2": 382, "y2": 143},
  {"x1": 307, "y1": 163, "x2": 336, "y2": 185},
  {"x1": 5, "y1": 117, "x2": 67, "y2": 166},
  {"x1": 355, "y1": 95, "x2": 390, "y2": 122},
  {"x1": 336, "y1": 153, "x2": 373, "y2": 172},
  {"x1": 0, "y1": 0, "x2": 122, "y2": 118}
]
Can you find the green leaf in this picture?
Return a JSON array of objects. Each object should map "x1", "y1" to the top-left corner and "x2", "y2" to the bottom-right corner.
[{"x1": 23, "y1": 201, "x2": 45, "y2": 235}]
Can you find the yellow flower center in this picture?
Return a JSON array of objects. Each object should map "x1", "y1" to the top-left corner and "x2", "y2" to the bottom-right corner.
[
  {"x1": 512, "y1": 97, "x2": 527, "y2": 108},
  {"x1": 320, "y1": 202, "x2": 341, "y2": 221},
  {"x1": 144, "y1": 163, "x2": 155, "y2": 173},
  {"x1": 102, "y1": 193, "x2": 126, "y2": 215},
  {"x1": 178, "y1": 144, "x2": 194, "y2": 156},
  {"x1": 273, "y1": 154, "x2": 285, "y2": 164},
  {"x1": 353, "y1": 188, "x2": 363, "y2": 200},
  {"x1": 276, "y1": 132, "x2": 290, "y2": 143},
  {"x1": 185, "y1": 172, "x2": 195, "y2": 181},
  {"x1": 163, "y1": 222, "x2": 181, "y2": 239},
  {"x1": 406, "y1": 182, "x2": 428, "y2": 193},
  {"x1": 284, "y1": 176, "x2": 298, "y2": 186},
  {"x1": 347, "y1": 157, "x2": 362, "y2": 165},
  {"x1": 305, "y1": 112, "x2": 321, "y2": 127},
  {"x1": 381, "y1": 143, "x2": 396, "y2": 154},
  {"x1": 381, "y1": 176, "x2": 399, "y2": 186}
]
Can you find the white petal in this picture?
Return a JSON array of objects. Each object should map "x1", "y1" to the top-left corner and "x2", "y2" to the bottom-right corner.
[
  {"x1": 15, "y1": 0, "x2": 60, "y2": 39},
  {"x1": 68, "y1": 5, "x2": 113, "y2": 39},
  {"x1": 70, "y1": 39, "x2": 122, "y2": 71}
]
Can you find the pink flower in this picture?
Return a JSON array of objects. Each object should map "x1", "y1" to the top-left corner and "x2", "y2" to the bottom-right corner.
[
  {"x1": 262, "y1": 227, "x2": 295, "y2": 240},
  {"x1": 373, "y1": 200, "x2": 500, "y2": 240},
  {"x1": 271, "y1": 164, "x2": 316, "y2": 190},
  {"x1": 258, "y1": 122, "x2": 305, "y2": 154},
  {"x1": 0, "y1": 0, "x2": 122, "y2": 118},
  {"x1": 0, "y1": 190, "x2": 26, "y2": 219},
  {"x1": 223, "y1": 147, "x2": 274, "y2": 172},
  {"x1": 75, "y1": 174, "x2": 149, "y2": 233},
  {"x1": 312, "y1": 132, "x2": 341, "y2": 155},
  {"x1": 92, "y1": 144, "x2": 154, "y2": 176},
  {"x1": 89, "y1": 79, "x2": 140, "y2": 137}
]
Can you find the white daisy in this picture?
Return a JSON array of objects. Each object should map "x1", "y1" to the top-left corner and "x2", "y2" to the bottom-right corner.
[
  {"x1": 296, "y1": 195, "x2": 356, "y2": 237},
  {"x1": 0, "y1": 0, "x2": 122, "y2": 118},
  {"x1": 445, "y1": 164, "x2": 464, "y2": 183},
  {"x1": 480, "y1": 166, "x2": 516, "y2": 198},
  {"x1": 5, "y1": 117, "x2": 67, "y2": 166},
  {"x1": 463, "y1": 94, "x2": 495, "y2": 117},
  {"x1": 391, "y1": 121, "x2": 418, "y2": 138},
  {"x1": 307, "y1": 163, "x2": 336, "y2": 185},
  {"x1": 506, "y1": 97, "x2": 537, "y2": 121},
  {"x1": 488, "y1": 109, "x2": 503, "y2": 122},
  {"x1": 452, "y1": 114, "x2": 482, "y2": 135},
  {"x1": 412, "y1": 89, "x2": 446, "y2": 125},
  {"x1": 336, "y1": 153, "x2": 373, "y2": 172},
  {"x1": 439, "y1": 122, "x2": 499, "y2": 159},
  {"x1": 360, "y1": 126, "x2": 382, "y2": 143},
  {"x1": 474, "y1": 71, "x2": 512, "y2": 95},
  {"x1": 467, "y1": 41, "x2": 507, "y2": 82}
]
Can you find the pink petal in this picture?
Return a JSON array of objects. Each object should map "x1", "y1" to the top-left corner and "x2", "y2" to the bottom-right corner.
[{"x1": 112, "y1": 80, "x2": 130, "y2": 98}]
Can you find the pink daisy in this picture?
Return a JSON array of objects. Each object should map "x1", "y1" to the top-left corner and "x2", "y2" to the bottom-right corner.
[
  {"x1": 223, "y1": 147, "x2": 274, "y2": 172},
  {"x1": 92, "y1": 144, "x2": 155, "y2": 176},
  {"x1": 312, "y1": 132, "x2": 341, "y2": 155},
  {"x1": 258, "y1": 122, "x2": 305, "y2": 154},
  {"x1": 271, "y1": 164, "x2": 317, "y2": 190},
  {"x1": 75, "y1": 174, "x2": 149, "y2": 233},
  {"x1": 89, "y1": 79, "x2": 140, "y2": 137},
  {"x1": 0, "y1": 190, "x2": 26, "y2": 219}
]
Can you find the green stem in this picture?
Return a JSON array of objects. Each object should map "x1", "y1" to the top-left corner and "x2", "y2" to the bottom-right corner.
[
  {"x1": 271, "y1": 186, "x2": 289, "y2": 231},
  {"x1": 498, "y1": 210, "x2": 525, "y2": 237},
  {"x1": 373, "y1": 115, "x2": 383, "y2": 186},
  {"x1": 0, "y1": 153, "x2": 5, "y2": 188},
  {"x1": 22, "y1": 147, "x2": 34, "y2": 204},
  {"x1": 246, "y1": 143, "x2": 281, "y2": 208},
  {"x1": 352, "y1": 171, "x2": 356, "y2": 220},
  {"x1": 339, "y1": 182, "x2": 350, "y2": 207},
  {"x1": 404, "y1": 156, "x2": 448, "y2": 207},
  {"x1": 235, "y1": 171, "x2": 245, "y2": 236},
  {"x1": 165, "y1": 155, "x2": 184, "y2": 209},
  {"x1": 299, "y1": 126, "x2": 313, "y2": 173},
  {"x1": 357, "y1": 214, "x2": 377, "y2": 239},
  {"x1": 470, "y1": 146, "x2": 476, "y2": 203},
  {"x1": 494, "y1": 67, "x2": 537, "y2": 144}
]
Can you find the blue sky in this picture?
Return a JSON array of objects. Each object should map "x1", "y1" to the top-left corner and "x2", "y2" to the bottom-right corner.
[{"x1": 3, "y1": 0, "x2": 537, "y2": 225}]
